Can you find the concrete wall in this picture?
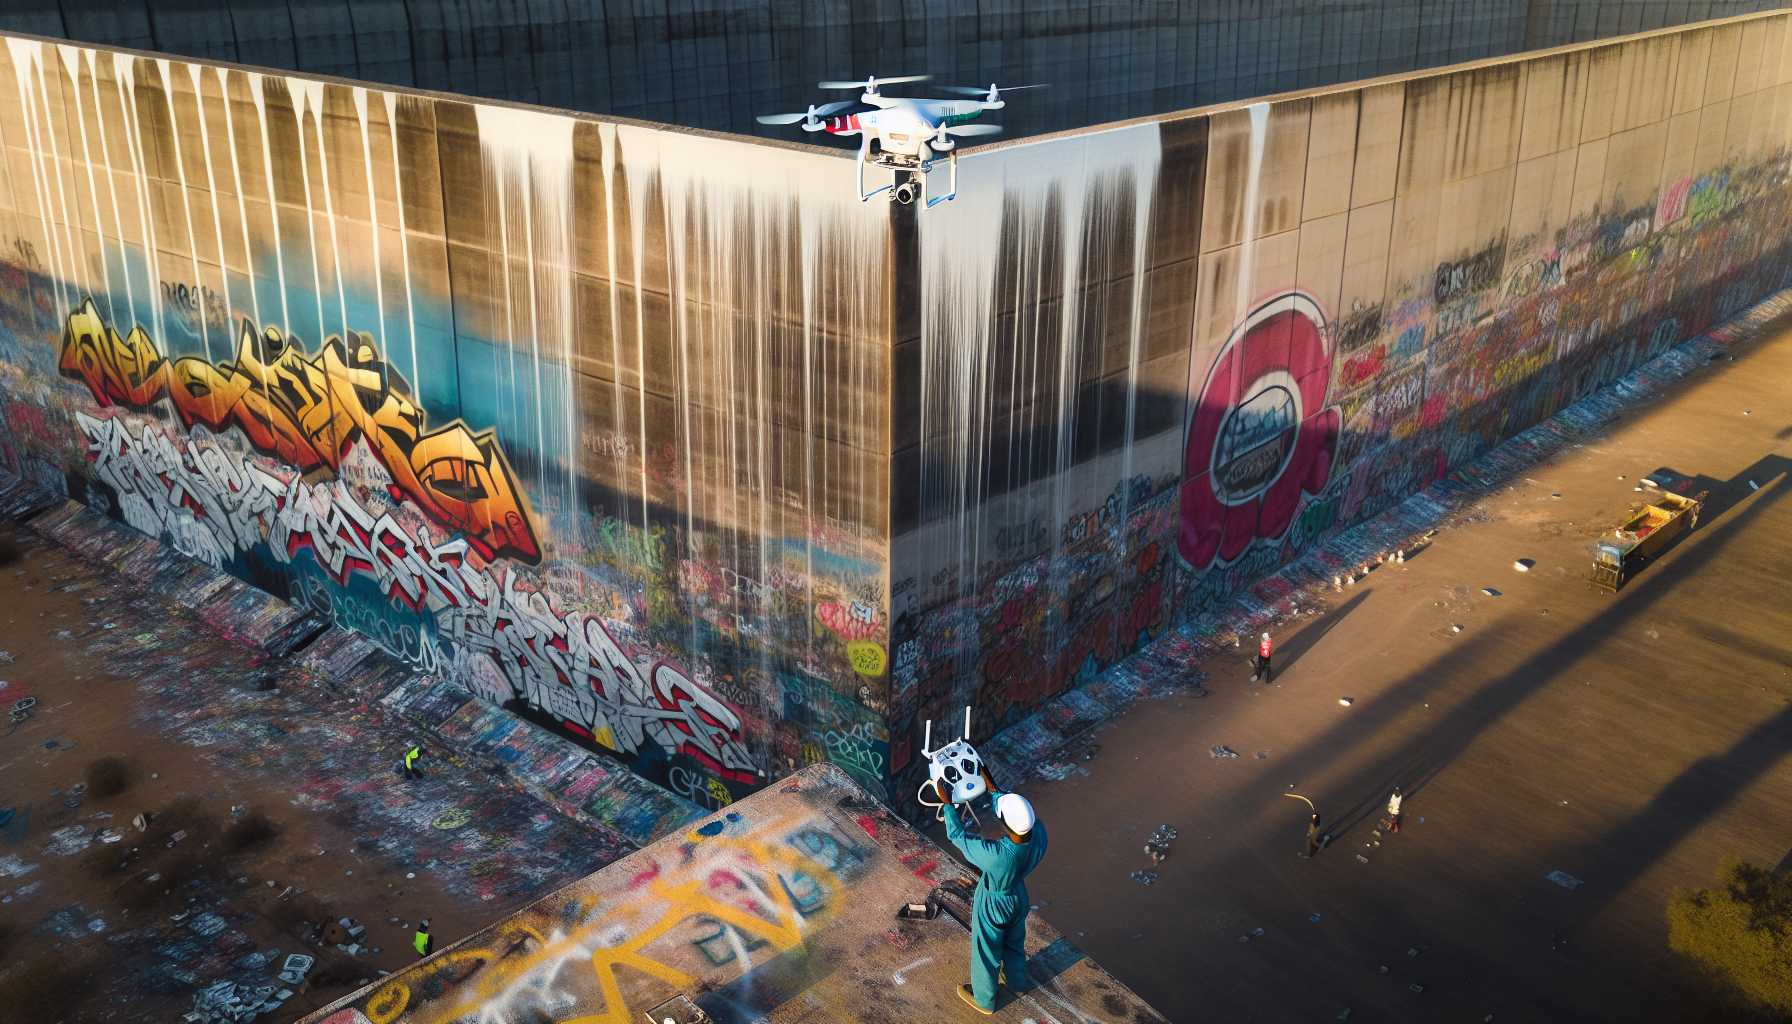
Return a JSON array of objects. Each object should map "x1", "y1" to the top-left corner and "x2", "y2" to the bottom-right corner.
[
  {"x1": 0, "y1": 35, "x2": 896, "y2": 808},
  {"x1": 6, "y1": 12, "x2": 1792, "y2": 819},
  {"x1": 3, "y1": 1, "x2": 1783, "y2": 141},
  {"x1": 888, "y1": 11, "x2": 1792, "y2": 802}
]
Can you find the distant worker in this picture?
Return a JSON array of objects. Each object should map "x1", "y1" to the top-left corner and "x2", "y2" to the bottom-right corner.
[
  {"x1": 402, "y1": 741, "x2": 424, "y2": 780},
  {"x1": 1302, "y1": 813, "x2": 1324, "y2": 858},
  {"x1": 1253, "y1": 631, "x2": 1274, "y2": 683},
  {"x1": 1385, "y1": 788, "x2": 1404, "y2": 834},
  {"x1": 413, "y1": 918, "x2": 433, "y2": 957},
  {"x1": 938, "y1": 769, "x2": 1048, "y2": 1016}
]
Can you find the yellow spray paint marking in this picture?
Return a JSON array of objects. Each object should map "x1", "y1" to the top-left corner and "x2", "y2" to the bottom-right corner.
[
  {"x1": 846, "y1": 640, "x2": 887, "y2": 677},
  {"x1": 366, "y1": 810, "x2": 847, "y2": 1024},
  {"x1": 363, "y1": 982, "x2": 409, "y2": 1023}
]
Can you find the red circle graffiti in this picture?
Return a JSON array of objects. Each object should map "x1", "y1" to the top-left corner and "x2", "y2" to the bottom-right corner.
[{"x1": 1178, "y1": 291, "x2": 1340, "y2": 570}]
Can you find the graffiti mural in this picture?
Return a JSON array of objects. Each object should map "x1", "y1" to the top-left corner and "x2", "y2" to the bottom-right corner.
[
  {"x1": 58, "y1": 300, "x2": 542, "y2": 562},
  {"x1": 0, "y1": 37, "x2": 891, "y2": 808},
  {"x1": 1179, "y1": 291, "x2": 1340, "y2": 571}
]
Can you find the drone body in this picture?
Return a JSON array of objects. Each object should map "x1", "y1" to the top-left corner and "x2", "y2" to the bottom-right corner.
[{"x1": 757, "y1": 77, "x2": 1039, "y2": 207}]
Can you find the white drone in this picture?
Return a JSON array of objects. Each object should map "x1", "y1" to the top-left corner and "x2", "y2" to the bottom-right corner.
[{"x1": 756, "y1": 75, "x2": 1044, "y2": 208}]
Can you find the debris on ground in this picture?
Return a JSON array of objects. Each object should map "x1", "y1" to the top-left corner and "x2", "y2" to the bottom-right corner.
[
  {"x1": 278, "y1": 953, "x2": 314, "y2": 985},
  {"x1": 1545, "y1": 870, "x2": 1584, "y2": 890},
  {"x1": 187, "y1": 978, "x2": 293, "y2": 1023},
  {"x1": 1209, "y1": 745, "x2": 1240, "y2": 759},
  {"x1": 1513, "y1": 559, "x2": 1534, "y2": 572},
  {"x1": 1451, "y1": 624, "x2": 1463, "y2": 633},
  {"x1": 1255, "y1": 750, "x2": 1270, "y2": 760},
  {"x1": 1355, "y1": 854, "x2": 1369, "y2": 864},
  {"x1": 1481, "y1": 587, "x2": 1501, "y2": 597},
  {"x1": 1337, "y1": 697, "x2": 1354, "y2": 707},
  {"x1": 1129, "y1": 870, "x2": 1158, "y2": 885},
  {"x1": 1144, "y1": 824, "x2": 1178, "y2": 864}
]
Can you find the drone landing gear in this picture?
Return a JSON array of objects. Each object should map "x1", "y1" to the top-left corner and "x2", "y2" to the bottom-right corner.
[{"x1": 858, "y1": 146, "x2": 956, "y2": 208}]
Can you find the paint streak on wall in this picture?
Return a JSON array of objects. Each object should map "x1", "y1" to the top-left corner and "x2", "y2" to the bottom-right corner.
[{"x1": 0, "y1": 35, "x2": 892, "y2": 806}]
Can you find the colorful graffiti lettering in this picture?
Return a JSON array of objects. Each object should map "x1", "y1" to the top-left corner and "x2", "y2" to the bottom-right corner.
[
  {"x1": 74, "y1": 412, "x2": 754, "y2": 782},
  {"x1": 346, "y1": 806, "x2": 867, "y2": 1024},
  {"x1": 815, "y1": 599, "x2": 881, "y2": 642},
  {"x1": 57, "y1": 300, "x2": 542, "y2": 563},
  {"x1": 1179, "y1": 291, "x2": 1341, "y2": 570}
]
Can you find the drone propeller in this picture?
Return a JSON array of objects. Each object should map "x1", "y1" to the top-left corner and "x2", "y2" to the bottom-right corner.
[
  {"x1": 942, "y1": 123, "x2": 1002, "y2": 137},
  {"x1": 941, "y1": 82, "x2": 1049, "y2": 103},
  {"x1": 756, "y1": 100, "x2": 854, "y2": 126},
  {"x1": 817, "y1": 74, "x2": 930, "y2": 93}
]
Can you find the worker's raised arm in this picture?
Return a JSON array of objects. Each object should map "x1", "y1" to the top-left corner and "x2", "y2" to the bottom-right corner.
[{"x1": 942, "y1": 798, "x2": 1006, "y2": 871}]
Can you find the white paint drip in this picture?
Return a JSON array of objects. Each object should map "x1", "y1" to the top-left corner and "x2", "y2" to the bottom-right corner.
[
  {"x1": 290, "y1": 79, "x2": 350, "y2": 345},
  {"x1": 912, "y1": 123, "x2": 1161, "y2": 650},
  {"x1": 190, "y1": 62, "x2": 256, "y2": 330},
  {"x1": 61, "y1": 45, "x2": 124, "y2": 326},
  {"x1": 474, "y1": 104, "x2": 579, "y2": 507},
  {"x1": 155, "y1": 58, "x2": 210, "y2": 354},
  {"x1": 112, "y1": 52, "x2": 167, "y2": 349},
  {"x1": 283, "y1": 78, "x2": 328, "y2": 342},
  {"x1": 4, "y1": 38, "x2": 70, "y2": 313},
  {"x1": 1233, "y1": 102, "x2": 1271, "y2": 327},
  {"x1": 382, "y1": 91, "x2": 420, "y2": 391},
  {"x1": 352, "y1": 88, "x2": 387, "y2": 354},
  {"x1": 616, "y1": 125, "x2": 886, "y2": 671},
  {"x1": 246, "y1": 73, "x2": 291, "y2": 330}
]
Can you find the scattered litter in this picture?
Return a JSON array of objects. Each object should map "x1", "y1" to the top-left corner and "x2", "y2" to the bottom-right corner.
[
  {"x1": 1129, "y1": 870, "x2": 1159, "y2": 885},
  {"x1": 1407, "y1": 946, "x2": 1423, "y2": 958},
  {"x1": 278, "y1": 953, "x2": 315, "y2": 985},
  {"x1": 1550, "y1": 492, "x2": 1562, "y2": 499},
  {"x1": 1251, "y1": 926, "x2": 1265, "y2": 937},
  {"x1": 1481, "y1": 587, "x2": 1501, "y2": 597},
  {"x1": 1336, "y1": 1009, "x2": 1352, "y2": 1022},
  {"x1": 1450, "y1": 624, "x2": 1462, "y2": 633},
  {"x1": 1749, "y1": 480, "x2": 1759, "y2": 491},
  {"x1": 96, "y1": 829, "x2": 122, "y2": 844},
  {"x1": 1254, "y1": 750, "x2": 1270, "y2": 760},
  {"x1": 1355, "y1": 854, "x2": 1369, "y2": 864},
  {"x1": 1616, "y1": 475, "x2": 1625, "y2": 480},
  {"x1": 1337, "y1": 697, "x2": 1354, "y2": 707},
  {"x1": 1513, "y1": 559, "x2": 1534, "y2": 572},
  {"x1": 1743, "y1": 409, "x2": 1751, "y2": 415},
  {"x1": 1377, "y1": 965, "x2": 1390, "y2": 974},
  {"x1": 1409, "y1": 983, "x2": 1425, "y2": 993},
  {"x1": 0, "y1": 651, "x2": 10, "y2": 663},
  {"x1": 44, "y1": 825, "x2": 89, "y2": 856},
  {"x1": 1309, "y1": 913, "x2": 1322, "y2": 923},
  {"x1": 1209, "y1": 745, "x2": 1240, "y2": 759},
  {"x1": 1545, "y1": 870, "x2": 1584, "y2": 890}
]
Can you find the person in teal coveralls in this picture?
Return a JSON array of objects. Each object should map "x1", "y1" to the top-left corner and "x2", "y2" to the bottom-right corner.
[{"x1": 937, "y1": 770, "x2": 1048, "y2": 1015}]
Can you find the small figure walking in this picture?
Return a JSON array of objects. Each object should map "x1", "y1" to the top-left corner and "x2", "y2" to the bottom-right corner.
[
  {"x1": 1385, "y1": 788, "x2": 1403, "y2": 833},
  {"x1": 412, "y1": 919, "x2": 433, "y2": 958},
  {"x1": 402, "y1": 741, "x2": 424, "y2": 780},
  {"x1": 1302, "y1": 813, "x2": 1323, "y2": 858},
  {"x1": 1252, "y1": 632, "x2": 1274, "y2": 683}
]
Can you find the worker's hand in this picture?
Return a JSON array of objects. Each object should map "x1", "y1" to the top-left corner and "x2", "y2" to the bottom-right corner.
[{"x1": 930, "y1": 780, "x2": 949, "y2": 804}]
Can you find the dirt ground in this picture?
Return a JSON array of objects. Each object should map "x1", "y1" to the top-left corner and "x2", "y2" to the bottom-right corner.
[
  {"x1": 0, "y1": 535, "x2": 616, "y2": 1022},
  {"x1": 1019, "y1": 324, "x2": 1792, "y2": 1022}
]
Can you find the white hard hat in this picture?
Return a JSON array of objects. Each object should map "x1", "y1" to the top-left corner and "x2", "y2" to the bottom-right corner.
[
  {"x1": 996, "y1": 793, "x2": 1036, "y2": 835},
  {"x1": 1260, "y1": 632, "x2": 1269, "y2": 641}
]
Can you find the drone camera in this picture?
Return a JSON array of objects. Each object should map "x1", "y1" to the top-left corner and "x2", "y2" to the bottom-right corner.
[{"x1": 893, "y1": 180, "x2": 918, "y2": 205}]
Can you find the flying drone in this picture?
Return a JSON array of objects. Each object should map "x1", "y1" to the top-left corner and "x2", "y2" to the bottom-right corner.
[{"x1": 757, "y1": 76, "x2": 1043, "y2": 208}]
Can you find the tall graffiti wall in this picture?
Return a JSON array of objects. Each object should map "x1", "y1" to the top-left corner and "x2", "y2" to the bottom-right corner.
[
  {"x1": 891, "y1": 11, "x2": 1792, "y2": 803},
  {"x1": 0, "y1": 36, "x2": 894, "y2": 807}
]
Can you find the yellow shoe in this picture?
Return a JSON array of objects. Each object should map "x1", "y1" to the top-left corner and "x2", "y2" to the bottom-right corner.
[{"x1": 958, "y1": 984, "x2": 994, "y2": 1015}]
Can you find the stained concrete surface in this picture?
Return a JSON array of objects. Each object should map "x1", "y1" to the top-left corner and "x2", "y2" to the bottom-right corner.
[
  {"x1": 307, "y1": 763, "x2": 1164, "y2": 1024},
  {"x1": 0, "y1": 532, "x2": 626, "y2": 1022},
  {"x1": 1014, "y1": 318, "x2": 1792, "y2": 1021}
]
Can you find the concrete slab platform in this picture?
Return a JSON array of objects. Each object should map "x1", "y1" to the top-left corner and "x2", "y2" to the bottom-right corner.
[{"x1": 305, "y1": 764, "x2": 1164, "y2": 1024}]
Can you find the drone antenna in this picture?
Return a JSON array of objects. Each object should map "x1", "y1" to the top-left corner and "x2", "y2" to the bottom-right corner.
[
  {"x1": 923, "y1": 718, "x2": 933, "y2": 757},
  {"x1": 962, "y1": 706, "x2": 972, "y2": 741}
]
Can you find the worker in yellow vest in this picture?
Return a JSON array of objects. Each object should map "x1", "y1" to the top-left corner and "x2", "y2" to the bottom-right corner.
[
  {"x1": 402, "y1": 740, "x2": 424, "y2": 780},
  {"x1": 413, "y1": 919, "x2": 433, "y2": 957}
]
